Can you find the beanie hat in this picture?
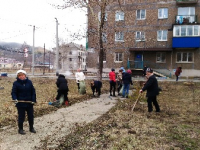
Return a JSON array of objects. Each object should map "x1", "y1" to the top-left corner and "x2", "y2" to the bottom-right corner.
[
  {"x1": 111, "y1": 68, "x2": 115, "y2": 71},
  {"x1": 16, "y1": 70, "x2": 27, "y2": 76},
  {"x1": 120, "y1": 67, "x2": 125, "y2": 73},
  {"x1": 146, "y1": 68, "x2": 153, "y2": 73},
  {"x1": 127, "y1": 69, "x2": 132, "y2": 74}
]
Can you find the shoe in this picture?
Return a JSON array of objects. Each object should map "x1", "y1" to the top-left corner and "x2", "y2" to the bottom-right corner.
[
  {"x1": 110, "y1": 94, "x2": 113, "y2": 96},
  {"x1": 18, "y1": 129, "x2": 26, "y2": 135},
  {"x1": 118, "y1": 93, "x2": 121, "y2": 96},
  {"x1": 112, "y1": 95, "x2": 116, "y2": 97},
  {"x1": 65, "y1": 101, "x2": 69, "y2": 106},
  {"x1": 30, "y1": 128, "x2": 36, "y2": 133},
  {"x1": 126, "y1": 96, "x2": 128, "y2": 98}
]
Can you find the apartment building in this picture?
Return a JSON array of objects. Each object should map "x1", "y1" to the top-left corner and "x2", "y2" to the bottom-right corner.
[
  {"x1": 57, "y1": 42, "x2": 87, "y2": 72},
  {"x1": 87, "y1": 0, "x2": 200, "y2": 77}
]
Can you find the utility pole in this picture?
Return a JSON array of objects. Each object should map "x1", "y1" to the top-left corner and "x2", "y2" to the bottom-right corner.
[
  {"x1": 55, "y1": 18, "x2": 59, "y2": 74},
  {"x1": 32, "y1": 25, "x2": 35, "y2": 75},
  {"x1": 49, "y1": 51, "x2": 51, "y2": 73},
  {"x1": 43, "y1": 43, "x2": 45, "y2": 75}
]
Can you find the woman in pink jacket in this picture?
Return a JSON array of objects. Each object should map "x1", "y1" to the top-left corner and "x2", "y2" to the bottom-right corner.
[{"x1": 109, "y1": 68, "x2": 116, "y2": 97}]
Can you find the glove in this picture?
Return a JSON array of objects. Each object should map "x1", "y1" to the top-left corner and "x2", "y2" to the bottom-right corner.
[
  {"x1": 14, "y1": 99, "x2": 18, "y2": 104},
  {"x1": 139, "y1": 90, "x2": 143, "y2": 93},
  {"x1": 31, "y1": 102, "x2": 35, "y2": 105}
]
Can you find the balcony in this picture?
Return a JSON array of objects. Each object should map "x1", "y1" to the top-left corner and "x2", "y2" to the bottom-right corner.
[
  {"x1": 176, "y1": 15, "x2": 197, "y2": 24},
  {"x1": 172, "y1": 37, "x2": 200, "y2": 48},
  {"x1": 176, "y1": 0, "x2": 198, "y2": 4}
]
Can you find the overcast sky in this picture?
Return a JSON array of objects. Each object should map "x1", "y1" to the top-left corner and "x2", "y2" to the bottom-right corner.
[{"x1": 0, "y1": 0, "x2": 87, "y2": 49}]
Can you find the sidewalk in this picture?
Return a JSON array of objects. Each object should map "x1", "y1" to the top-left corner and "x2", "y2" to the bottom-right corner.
[{"x1": 0, "y1": 93, "x2": 122, "y2": 150}]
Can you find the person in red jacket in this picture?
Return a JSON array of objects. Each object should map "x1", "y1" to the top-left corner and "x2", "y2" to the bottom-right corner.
[
  {"x1": 175, "y1": 67, "x2": 182, "y2": 81},
  {"x1": 109, "y1": 68, "x2": 116, "y2": 97}
]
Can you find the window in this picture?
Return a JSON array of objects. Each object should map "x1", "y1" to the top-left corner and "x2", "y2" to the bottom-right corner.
[
  {"x1": 69, "y1": 51, "x2": 72, "y2": 55},
  {"x1": 115, "y1": 52, "x2": 123, "y2": 62},
  {"x1": 176, "y1": 52, "x2": 193, "y2": 62},
  {"x1": 157, "y1": 30, "x2": 167, "y2": 41},
  {"x1": 136, "y1": 31, "x2": 145, "y2": 41},
  {"x1": 173, "y1": 25, "x2": 200, "y2": 36},
  {"x1": 115, "y1": 11, "x2": 124, "y2": 21},
  {"x1": 156, "y1": 52, "x2": 166, "y2": 63},
  {"x1": 177, "y1": 7, "x2": 195, "y2": 23},
  {"x1": 115, "y1": 32, "x2": 124, "y2": 41},
  {"x1": 102, "y1": 33, "x2": 107, "y2": 43},
  {"x1": 103, "y1": 52, "x2": 106, "y2": 62},
  {"x1": 98, "y1": 12, "x2": 108, "y2": 22},
  {"x1": 178, "y1": 7, "x2": 195, "y2": 15},
  {"x1": 136, "y1": 9, "x2": 146, "y2": 20},
  {"x1": 158, "y1": 8, "x2": 168, "y2": 19}
]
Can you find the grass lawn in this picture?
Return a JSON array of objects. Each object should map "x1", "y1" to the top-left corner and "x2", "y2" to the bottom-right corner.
[
  {"x1": 0, "y1": 77, "x2": 200, "y2": 150},
  {"x1": 57, "y1": 81, "x2": 200, "y2": 150}
]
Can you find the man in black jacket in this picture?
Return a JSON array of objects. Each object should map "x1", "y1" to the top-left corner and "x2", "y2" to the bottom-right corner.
[
  {"x1": 56, "y1": 74, "x2": 69, "y2": 106},
  {"x1": 140, "y1": 68, "x2": 160, "y2": 112},
  {"x1": 91, "y1": 80, "x2": 102, "y2": 97}
]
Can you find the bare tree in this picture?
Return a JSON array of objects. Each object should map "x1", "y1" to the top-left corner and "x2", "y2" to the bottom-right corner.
[{"x1": 53, "y1": 0, "x2": 121, "y2": 80}]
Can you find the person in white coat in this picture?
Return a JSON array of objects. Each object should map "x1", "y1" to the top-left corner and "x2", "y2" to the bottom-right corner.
[{"x1": 75, "y1": 69, "x2": 85, "y2": 91}]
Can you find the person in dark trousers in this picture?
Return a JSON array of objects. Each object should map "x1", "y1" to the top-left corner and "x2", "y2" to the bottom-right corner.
[
  {"x1": 140, "y1": 68, "x2": 160, "y2": 113},
  {"x1": 175, "y1": 67, "x2": 182, "y2": 81},
  {"x1": 11, "y1": 70, "x2": 36, "y2": 135},
  {"x1": 143, "y1": 65, "x2": 148, "y2": 76},
  {"x1": 122, "y1": 69, "x2": 133, "y2": 98},
  {"x1": 109, "y1": 68, "x2": 116, "y2": 97},
  {"x1": 56, "y1": 74, "x2": 69, "y2": 106},
  {"x1": 116, "y1": 69, "x2": 123, "y2": 96},
  {"x1": 91, "y1": 80, "x2": 102, "y2": 97}
]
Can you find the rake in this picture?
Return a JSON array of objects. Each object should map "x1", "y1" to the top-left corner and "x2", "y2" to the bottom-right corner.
[
  {"x1": 131, "y1": 93, "x2": 142, "y2": 111},
  {"x1": 10, "y1": 100, "x2": 49, "y2": 105}
]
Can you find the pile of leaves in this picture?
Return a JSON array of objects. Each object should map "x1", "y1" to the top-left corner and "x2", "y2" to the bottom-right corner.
[
  {"x1": 56, "y1": 81, "x2": 200, "y2": 150},
  {"x1": 0, "y1": 77, "x2": 110, "y2": 128}
]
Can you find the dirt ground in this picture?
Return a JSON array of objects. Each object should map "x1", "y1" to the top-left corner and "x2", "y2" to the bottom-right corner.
[{"x1": 0, "y1": 93, "x2": 122, "y2": 150}]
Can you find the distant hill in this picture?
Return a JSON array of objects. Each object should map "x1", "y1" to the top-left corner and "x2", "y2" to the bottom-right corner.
[
  {"x1": 0, "y1": 42, "x2": 22, "y2": 49},
  {"x1": 0, "y1": 42, "x2": 52, "y2": 64}
]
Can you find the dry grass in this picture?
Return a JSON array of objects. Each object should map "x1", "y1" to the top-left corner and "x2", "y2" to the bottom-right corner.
[
  {"x1": 1, "y1": 78, "x2": 200, "y2": 150},
  {"x1": 56, "y1": 81, "x2": 200, "y2": 150},
  {"x1": 0, "y1": 77, "x2": 110, "y2": 128}
]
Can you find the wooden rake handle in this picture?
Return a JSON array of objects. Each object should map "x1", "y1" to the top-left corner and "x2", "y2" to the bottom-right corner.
[
  {"x1": 131, "y1": 93, "x2": 142, "y2": 111},
  {"x1": 10, "y1": 100, "x2": 48, "y2": 104}
]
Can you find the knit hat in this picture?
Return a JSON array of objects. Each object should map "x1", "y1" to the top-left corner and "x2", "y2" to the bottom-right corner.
[
  {"x1": 16, "y1": 70, "x2": 27, "y2": 76},
  {"x1": 127, "y1": 69, "x2": 132, "y2": 74},
  {"x1": 120, "y1": 67, "x2": 125, "y2": 73},
  {"x1": 146, "y1": 68, "x2": 153, "y2": 73}
]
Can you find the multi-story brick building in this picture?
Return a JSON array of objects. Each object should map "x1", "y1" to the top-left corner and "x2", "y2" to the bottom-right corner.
[
  {"x1": 87, "y1": 0, "x2": 200, "y2": 77},
  {"x1": 55, "y1": 43, "x2": 87, "y2": 72}
]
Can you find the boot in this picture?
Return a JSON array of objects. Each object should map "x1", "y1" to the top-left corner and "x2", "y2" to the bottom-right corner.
[
  {"x1": 113, "y1": 91, "x2": 116, "y2": 97},
  {"x1": 29, "y1": 121, "x2": 36, "y2": 133},
  {"x1": 18, "y1": 123, "x2": 26, "y2": 135},
  {"x1": 65, "y1": 101, "x2": 69, "y2": 106}
]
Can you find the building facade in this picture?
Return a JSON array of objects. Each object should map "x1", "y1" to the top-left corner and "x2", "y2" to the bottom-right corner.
[
  {"x1": 57, "y1": 43, "x2": 87, "y2": 72},
  {"x1": 87, "y1": 0, "x2": 200, "y2": 77}
]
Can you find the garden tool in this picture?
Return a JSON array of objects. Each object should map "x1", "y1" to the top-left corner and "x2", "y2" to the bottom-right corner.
[
  {"x1": 131, "y1": 93, "x2": 142, "y2": 111},
  {"x1": 11, "y1": 100, "x2": 49, "y2": 105},
  {"x1": 48, "y1": 95, "x2": 64, "y2": 108}
]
